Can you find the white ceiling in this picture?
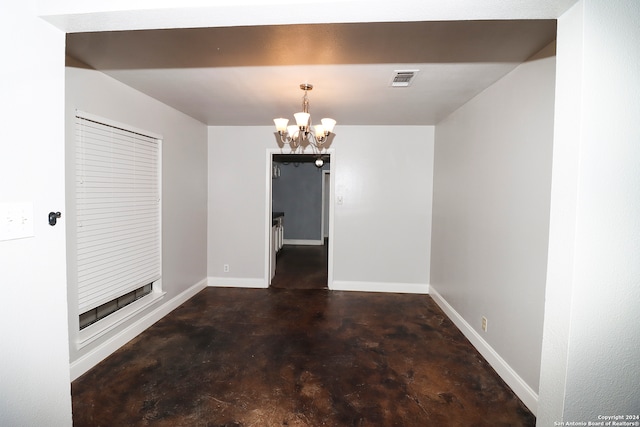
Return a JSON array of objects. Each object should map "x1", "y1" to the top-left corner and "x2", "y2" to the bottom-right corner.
[{"x1": 66, "y1": 19, "x2": 557, "y2": 126}]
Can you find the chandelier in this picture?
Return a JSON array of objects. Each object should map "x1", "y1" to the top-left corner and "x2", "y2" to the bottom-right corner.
[{"x1": 273, "y1": 83, "x2": 336, "y2": 154}]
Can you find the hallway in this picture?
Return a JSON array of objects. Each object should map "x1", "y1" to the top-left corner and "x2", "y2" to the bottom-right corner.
[{"x1": 270, "y1": 242, "x2": 329, "y2": 290}]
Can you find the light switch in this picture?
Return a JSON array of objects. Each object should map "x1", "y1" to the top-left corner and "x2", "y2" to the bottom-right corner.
[
  {"x1": 0, "y1": 202, "x2": 35, "y2": 241},
  {"x1": 337, "y1": 195, "x2": 344, "y2": 205}
]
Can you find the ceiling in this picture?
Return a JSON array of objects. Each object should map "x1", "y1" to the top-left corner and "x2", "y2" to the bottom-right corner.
[{"x1": 66, "y1": 20, "x2": 556, "y2": 127}]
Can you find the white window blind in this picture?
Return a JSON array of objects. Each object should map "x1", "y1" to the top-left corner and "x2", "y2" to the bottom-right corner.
[{"x1": 75, "y1": 113, "x2": 161, "y2": 314}]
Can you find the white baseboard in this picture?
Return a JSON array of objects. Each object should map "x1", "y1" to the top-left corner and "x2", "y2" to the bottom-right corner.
[
  {"x1": 429, "y1": 285, "x2": 538, "y2": 415},
  {"x1": 331, "y1": 280, "x2": 429, "y2": 294},
  {"x1": 208, "y1": 276, "x2": 267, "y2": 288},
  {"x1": 69, "y1": 278, "x2": 208, "y2": 381},
  {"x1": 283, "y1": 239, "x2": 323, "y2": 246}
]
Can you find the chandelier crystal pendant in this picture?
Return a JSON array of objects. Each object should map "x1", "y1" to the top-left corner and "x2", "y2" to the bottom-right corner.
[{"x1": 274, "y1": 84, "x2": 336, "y2": 154}]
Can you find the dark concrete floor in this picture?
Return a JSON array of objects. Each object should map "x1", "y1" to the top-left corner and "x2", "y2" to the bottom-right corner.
[
  {"x1": 270, "y1": 243, "x2": 328, "y2": 290},
  {"x1": 72, "y1": 245, "x2": 534, "y2": 426}
]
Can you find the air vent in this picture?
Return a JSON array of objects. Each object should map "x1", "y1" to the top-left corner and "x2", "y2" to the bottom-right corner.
[{"x1": 390, "y1": 70, "x2": 419, "y2": 87}]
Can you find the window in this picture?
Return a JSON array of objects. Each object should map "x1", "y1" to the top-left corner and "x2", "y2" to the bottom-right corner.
[
  {"x1": 75, "y1": 112, "x2": 161, "y2": 330},
  {"x1": 78, "y1": 283, "x2": 152, "y2": 330}
]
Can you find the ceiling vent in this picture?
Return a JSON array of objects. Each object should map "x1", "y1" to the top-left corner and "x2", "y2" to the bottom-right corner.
[{"x1": 390, "y1": 70, "x2": 419, "y2": 87}]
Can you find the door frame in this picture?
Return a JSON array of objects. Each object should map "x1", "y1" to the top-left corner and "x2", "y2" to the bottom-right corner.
[
  {"x1": 321, "y1": 169, "x2": 330, "y2": 241},
  {"x1": 265, "y1": 148, "x2": 335, "y2": 287}
]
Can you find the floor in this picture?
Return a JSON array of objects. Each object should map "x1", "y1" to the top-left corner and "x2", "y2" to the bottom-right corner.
[
  {"x1": 270, "y1": 243, "x2": 328, "y2": 290},
  {"x1": 72, "y1": 244, "x2": 535, "y2": 426}
]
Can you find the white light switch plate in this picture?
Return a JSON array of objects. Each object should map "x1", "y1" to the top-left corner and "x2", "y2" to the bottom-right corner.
[{"x1": 0, "y1": 202, "x2": 35, "y2": 241}]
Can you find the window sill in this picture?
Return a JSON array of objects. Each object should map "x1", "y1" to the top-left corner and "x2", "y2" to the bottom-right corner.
[{"x1": 76, "y1": 291, "x2": 166, "y2": 349}]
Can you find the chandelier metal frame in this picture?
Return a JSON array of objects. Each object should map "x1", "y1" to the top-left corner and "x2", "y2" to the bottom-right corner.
[{"x1": 273, "y1": 84, "x2": 336, "y2": 155}]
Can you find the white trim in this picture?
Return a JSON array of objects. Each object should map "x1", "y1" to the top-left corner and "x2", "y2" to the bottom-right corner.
[
  {"x1": 208, "y1": 276, "x2": 267, "y2": 288},
  {"x1": 75, "y1": 109, "x2": 163, "y2": 140},
  {"x1": 331, "y1": 280, "x2": 429, "y2": 294},
  {"x1": 76, "y1": 288, "x2": 165, "y2": 349},
  {"x1": 321, "y1": 170, "x2": 330, "y2": 239},
  {"x1": 70, "y1": 278, "x2": 208, "y2": 381},
  {"x1": 283, "y1": 238, "x2": 323, "y2": 246},
  {"x1": 429, "y1": 285, "x2": 538, "y2": 415},
  {"x1": 265, "y1": 149, "x2": 275, "y2": 286},
  {"x1": 327, "y1": 156, "x2": 335, "y2": 287}
]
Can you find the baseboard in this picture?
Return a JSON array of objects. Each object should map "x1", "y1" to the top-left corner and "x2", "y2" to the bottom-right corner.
[
  {"x1": 331, "y1": 280, "x2": 429, "y2": 294},
  {"x1": 283, "y1": 239, "x2": 323, "y2": 246},
  {"x1": 69, "y1": 278, "x2": 208, "y2": 381},
  {"x1": 429, "y1": 285, "x2": 538, "y2": 415},
  {"x1": 208, "y1": 276, "x2": 267, "y2": 288}
]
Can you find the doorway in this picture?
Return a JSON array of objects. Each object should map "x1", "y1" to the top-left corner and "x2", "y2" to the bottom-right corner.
[{"x1": 266, "y1": 150, "x2": 334, "y2": 289}]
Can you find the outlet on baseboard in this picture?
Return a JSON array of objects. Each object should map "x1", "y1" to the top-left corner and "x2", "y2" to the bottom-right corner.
[
  {"x1": 481, "y1": 316, "x2": 488, "y2": 332},
  {"x1": 223, "y1": 264, "x2": 229, "y2": 273}
]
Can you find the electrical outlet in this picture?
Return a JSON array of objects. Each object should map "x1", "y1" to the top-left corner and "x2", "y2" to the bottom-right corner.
[
  {"x1": 481, "y1": 316, "x2": 488, "y2": 332},
  {"x1": 223, "y1": 264, "x2": 229, "y2": 273}
]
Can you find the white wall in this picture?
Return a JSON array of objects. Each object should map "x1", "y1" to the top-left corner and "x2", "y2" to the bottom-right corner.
[
  {"x1": 208, "y1": 126, "x2": 434, "y2": 292},
  {"x1": 536, "y1": 4, "x2": 583, "y2": 422},
  {"x1": 331, "y1": 126, "x2": 433, "y2": 292},
  {"x1": 66, "y1": 64, "x2": 208, "y2": 371},
  {"x1": 36, "y1": 0, "x2": 579, "y2": 33},
  {"x1": 208, "y1": 127, "x2": 272, "y2": 284},
  {"x1": 430, "y1": 42, "x2": 556, "y2": 411},
  {"x1": 0, "y1": 4, "x2": 72, "y2": 427},
  {"x1": 538, "y1": 0, "x2": 640, "y2": 423}
]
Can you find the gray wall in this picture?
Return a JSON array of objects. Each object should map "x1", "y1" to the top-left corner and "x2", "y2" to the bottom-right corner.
[
  {"x1": 208, "y1": 126, "x2": 434, "y2": 292},
  {"x1": 431, "y1": 42, "x2": 556, "y2": 409},
  {"x1": 65, "y1": 63, "x2": 208, "y2": 369},
  {"x1": 272, "y1": 161, "x2": 328, "y2": 241}
]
